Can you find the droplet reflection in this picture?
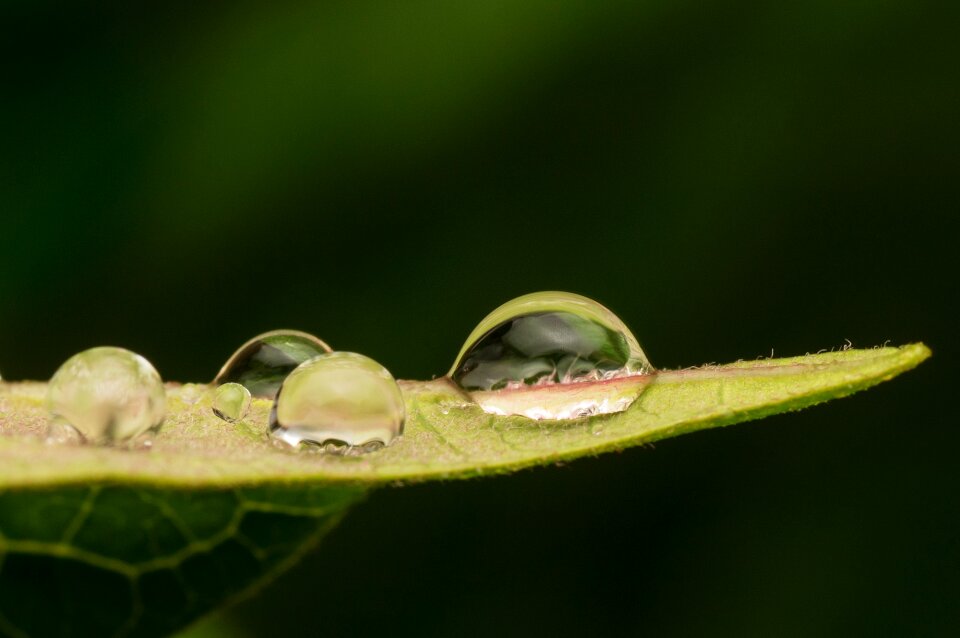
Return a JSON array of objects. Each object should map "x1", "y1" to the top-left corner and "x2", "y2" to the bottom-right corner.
[
  {"x1": 214, "y1": 330, "x2": 332, "y2": 399},
  {"x1": 449, "y1": 292, "x2": 653, "y2": 419}
]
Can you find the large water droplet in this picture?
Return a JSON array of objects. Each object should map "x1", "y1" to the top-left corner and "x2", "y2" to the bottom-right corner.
[
  {"x1": 270, "y1": 352, "x2": 404, "y2": 454},
  {"x1": 46, "y1": 347, "x2": 166, "y2": 444},
  {"x1": 449, "y1": 291, "x2": 654, "y2": 419},
  {"x1": 214, "y1": 330, "x2": 332, "y2": 399},
  {"x1": 212, "y1": 382, "x2": 252, "y2": 423}
]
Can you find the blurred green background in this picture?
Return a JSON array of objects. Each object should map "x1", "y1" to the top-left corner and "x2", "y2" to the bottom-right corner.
[{"x1": 2, "y1": 1, "x2": 957, "y2": 636}]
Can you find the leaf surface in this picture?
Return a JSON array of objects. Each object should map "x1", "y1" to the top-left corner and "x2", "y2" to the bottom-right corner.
[
  {"x1": 0, "y1": 344, "x2": 930, "y2": 637},
  {"x1": 0, "y1": 344, "x2": 931, "y2": 488}
]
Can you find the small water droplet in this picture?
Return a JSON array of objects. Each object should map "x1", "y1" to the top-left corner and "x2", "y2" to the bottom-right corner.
[
  {"x1": 449, "y1": 292, "x2": 654, "y2": 419},
  {"x1": 212, "y1": 382, "x2": 252, "y2": 423},
  {"x1": 46, "y1": 347, "x2": 166, "y2": 445},
  {"x1": 269, "y1": 352, "x2": 404, "y2": 454},
  {"x1": 214, "y1": 329, "x2": 332, "y2": 399},
  {"x1": 45, "y1": 418, "x2": 85, "y2": 445},
  {"x1": 176, "y1": 383, "x2": 207, "y2": 405}
]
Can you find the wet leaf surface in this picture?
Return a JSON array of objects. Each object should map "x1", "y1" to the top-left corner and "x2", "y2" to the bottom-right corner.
[{"x1": 0, "y1": 344, "x2": 929, "y2": 637}]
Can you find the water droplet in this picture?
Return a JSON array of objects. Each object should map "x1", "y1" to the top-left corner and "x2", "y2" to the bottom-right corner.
[
  {"x1": 212, "y1": 382, "x2": 252, "y2": 423},
  {"x1": 449, "y1": 291, "x2": 654, "y2": 419},
  {"x1": 269, "y1": 352, "x2": 404, "y2": 454},
  {"x1": 174, "y1": 383, "x2": 207, "y2": 405},
  {"x1": 214, "y1": 329, "x2": 332, "y2": 399},
  {"x1": 46, "y1": 347, "x2": 166, "y2": 444},
  {"x1": 45, "y1": 418, "x2": 85, "y2": 445}
]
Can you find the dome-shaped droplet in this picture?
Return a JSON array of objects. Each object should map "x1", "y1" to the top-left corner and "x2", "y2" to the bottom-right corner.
[
  {"x1": 449, "y1": 291, "x2": 654, "y2": 419},
  {"x1": 214, "y1": 330, "x2": 332, "y2": 399},
  {"x1": 212, "y1": 382, "x2": 252, "y2": 423},
  {"x1": 176, "y1": 383, "x2": 206, "y2": 406},
  {"x1": 270, "y1": 352, "x2": 404, "y2": 454},
  {"x1": 46, "y1": 347, "x2": 166, "y2": 444}
]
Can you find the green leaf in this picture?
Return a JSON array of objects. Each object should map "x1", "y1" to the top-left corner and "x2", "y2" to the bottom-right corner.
[
  {"x1": 0, "y1": 344, "x2": 930, "y2": 637},
  {"x1": 0, "y1": 344, "x2": 931, "y2": 487},
  {"x1": 0, "y1": 485, "x2": 362, "y2": 638}
]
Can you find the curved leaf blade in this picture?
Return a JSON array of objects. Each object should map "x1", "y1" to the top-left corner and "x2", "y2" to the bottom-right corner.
[
  {"x1": 0, "y1": 344, "x2": 930, "y2": 637},
  {"x1": 0, "y1": 344, "x2": 930, "y2": 488}
]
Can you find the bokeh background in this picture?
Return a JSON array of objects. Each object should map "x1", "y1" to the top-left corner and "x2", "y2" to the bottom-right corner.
[{"x1": 2, "y1": 1, "x2": 957, "y2": 636}]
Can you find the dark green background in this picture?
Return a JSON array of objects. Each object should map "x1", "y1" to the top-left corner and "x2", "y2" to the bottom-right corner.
[{"x1": 2, "y1": 1, "x2": 956, "y2": 636}]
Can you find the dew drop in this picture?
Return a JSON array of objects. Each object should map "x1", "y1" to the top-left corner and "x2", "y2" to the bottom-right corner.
[
  {"x1": 176, "y1": 383, "x2": 207, "y2": 405},
  {"x1": 269, "y1": 352, "x2": 404, "y2": 454},
  {"x1": 45, "y1": 418, "x2": 85, "y2": 445},
  {"x1": 214, "y1": 329, "x2": 332, "y2": 399},
  {"x1": 212, "y1": 382, "x2": 252, "y2": 423},
  {"x1": 46, "y1": 347, "x2": 166, "y2": 445},
  {"x1": 448, "y1": 291, "x2": 654, "y2": 419}
]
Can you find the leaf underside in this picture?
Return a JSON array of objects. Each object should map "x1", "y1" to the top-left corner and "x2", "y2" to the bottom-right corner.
[
  {"x1": 0, "y1": 484, "x2": 362, "y2": 638},
  {"x1": 0, "y1": 344, "x2": 930, "y2": 637}
]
